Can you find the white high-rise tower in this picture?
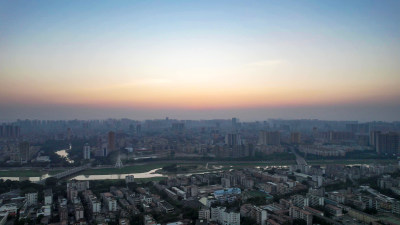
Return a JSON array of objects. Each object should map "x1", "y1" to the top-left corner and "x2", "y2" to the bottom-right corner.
[
  {"x1": 115, "y1": 150, "x2": 123, "y2": 168},
  {"x1": 83, "y1": 143, "x2": 91, "y2": 160}
]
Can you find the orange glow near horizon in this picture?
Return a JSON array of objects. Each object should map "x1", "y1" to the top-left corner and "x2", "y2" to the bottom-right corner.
[
  {"x1": 1, "y1": 0, "x2": 400, "y2": 119},
  {"x1": 1, "y1": 76, "x2": 399, "y2": 110}
]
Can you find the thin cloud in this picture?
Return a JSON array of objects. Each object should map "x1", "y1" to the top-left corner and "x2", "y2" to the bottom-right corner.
[
  {"x1": 245, "y1": 60, "x2": 285, "y2": 67},
  {"x1": 137, "y1": 78, "x2": 172, "y2": 85}
]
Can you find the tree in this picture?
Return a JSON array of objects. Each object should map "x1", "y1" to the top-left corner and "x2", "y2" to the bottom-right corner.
[
  {"x1": 364, "y1": 208, "x2": 377, "y2": 215},
  {"x1": 130, "y1": 215, "x2": 143, "y2": 225},
  {"x1": 182, "y1": 207, "x2": 198, "y2": 220},
  {"x1": 45, "y1": 177, "x2": 58, "y2": 187},
  {"x1": 241, "y1": 217, "x2": 257, "y2": 225},
  {"x1": 36, "y1": 215, "x2": 44, "y2": 224},
  {"x1": 246, "y1": 196, "x2": 266, "y2": 206},
  {"x1": 293, "y1": 219, "x2": 307, "y2": 225},
  {"x1": 162, "y1": 164, "x2": 178, "y2": 172}
]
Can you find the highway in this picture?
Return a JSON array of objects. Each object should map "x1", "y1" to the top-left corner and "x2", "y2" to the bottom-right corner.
[{"x1": 290, "y1": 146, "x2": 308, "y2": 166}]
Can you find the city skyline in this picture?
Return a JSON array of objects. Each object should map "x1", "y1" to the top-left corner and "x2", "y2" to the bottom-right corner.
[{"x1": 1, "y1": 0, "x2": 400, "y2": 121}]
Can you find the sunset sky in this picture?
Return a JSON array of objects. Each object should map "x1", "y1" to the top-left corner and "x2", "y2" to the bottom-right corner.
[{"x1": 1, "y1": 0, "x2": 400, "y2": 121}]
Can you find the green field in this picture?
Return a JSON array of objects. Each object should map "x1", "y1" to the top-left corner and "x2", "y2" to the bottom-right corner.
[
  {"x1": 0, "y1": 170, "x2": 43, "y2": 177},
  {"x1": 215, "y1": 161, "x2": 296, "y2": 167},
  {"x1": 379, "y1": 214, "x2": 400, "y2": 225},
  {"x1": 307, "y1": 159, "x2": 397, "y2": 165},
  {"x1": 49, "y1": 170, "x2": 65, "y2": 175},
  {"x1": 0, "y1": 158, "x2": 397, "y2": 178},
  {"x1": 82, "y1": 159, "x2": 398, "y2": 176},
  {"x1": 0, "y1": 169, "x2": 65, "y2": 177}
]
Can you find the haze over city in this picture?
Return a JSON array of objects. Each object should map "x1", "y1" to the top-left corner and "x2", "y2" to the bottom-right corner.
[
  {"x1": 3, "y1": 2, "x2": 400, "y2": 225},
  {"x1": 1, "y1": 0, "x2": 400, "y2": 122}
]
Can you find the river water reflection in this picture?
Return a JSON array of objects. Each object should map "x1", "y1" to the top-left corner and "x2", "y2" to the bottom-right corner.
[
  {"x1": 0, "y1": 164, "x2": 368, "y2": 182},
  {"x1": 0, "y1": 168, "x2": 165, "y2": 182},
  {"x1": 70, "y1": 168, "x2": 164, "y2": 180}
]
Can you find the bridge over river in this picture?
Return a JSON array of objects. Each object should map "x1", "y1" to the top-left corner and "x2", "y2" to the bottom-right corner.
[{"x1": 36, "y1": 164, "x2": 91, "y2": 185}]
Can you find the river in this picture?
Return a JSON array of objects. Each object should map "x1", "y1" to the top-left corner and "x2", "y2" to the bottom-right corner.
[
  {"x1": 0, "y1": 162, "x2": 368, "y2": 182},
  {"x1": 70, "y1": 168, "x2": 164, "y2": 180},
  {"x1": 0, "y1": 164, "x2": 294, "y2": 182},
  {"x1": 0, "y1": 168, "x2": 165, "y2": 182}
]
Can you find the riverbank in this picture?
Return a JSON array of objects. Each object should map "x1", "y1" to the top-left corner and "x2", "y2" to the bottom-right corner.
[
  {"x1": 81, "y1": 163, "x2": 172, "y2": 175},
  {"x1": 81, "y1": 158, "x2": 397, "y2": 176},
  {"x1": 0, "y1": 169, "x2": 64, "y2": 177},
  {"x1": 0, "y1": 158, "x2": 397, "y2": 178}
]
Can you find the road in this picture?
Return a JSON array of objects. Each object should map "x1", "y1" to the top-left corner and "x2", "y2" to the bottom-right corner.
[{"x1": 289, "y1": 147, "x2": 308, "y2": 165}]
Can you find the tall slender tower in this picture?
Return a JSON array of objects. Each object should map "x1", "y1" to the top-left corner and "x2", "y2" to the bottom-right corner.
[
  {"x1": 83, "y1": 143, "x2": 91, "y2": 160},
  {"x1": 108, "y1": 131, "x2": 116, "y2": 153},
  {"x1": 19, "y1": 141, "x2": 30, "y2": 164},
  {"x1": 115, "y1": 150, "x2": 123, "y2": 169}
]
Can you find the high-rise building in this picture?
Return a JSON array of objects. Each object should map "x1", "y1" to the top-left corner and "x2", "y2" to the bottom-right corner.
[
  {"x1": 376, "y1": 132, "x2": 400, "y2": 155},
  {"x1": 136, "y1": 124, "x2": 142, "y2": 136},
  {"x1": 346, "y1": 123, "x2": 370, "y2": 134},
  {"x1": 225, "y1": 133, "x2": 242, "y2": 146},
  {"x1": 0, "y1": 124, "x2": 20, "y2": 138},
  {"x1": 83, "y1": 143, "x2": 91, "y2": 160},
  {"x1": 14, "y1": 125, "x2": 20, "y2": 138},
  {"x1": 108, "y1": 131, "x2": 116, "y2": 153},
  {"x1": 329, "y1": 131, "x2": 355, "y2": 142},
  {"x1": 19, "y1": 141, "x2": 30, "y2": 164},
  {"x1": 67, "y1": 128, "x2": 71, "y2": 140},
  {"x1": 232, "y1": 117, "x2": 239, "y2": 129},
  {"x1": 291, "y1": 132, "x2": 301, "y2": 144},
  {"x1": 258, "y1": 131, "x2": 280, "y2": 145},
  {"x1": 370, "y1": 131, "x2": 381, "y2": 147},
  {"x1": 172, "y1": 122, "x2": 185, "y2": 132}
]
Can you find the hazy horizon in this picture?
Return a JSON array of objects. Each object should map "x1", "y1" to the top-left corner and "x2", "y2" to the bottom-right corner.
[
  {"x1": 1, "y1": 0, "x2": 399, "y2": 122},
  {"x1": 1, "y1": 102, "x2": 399, "y2": 123}
]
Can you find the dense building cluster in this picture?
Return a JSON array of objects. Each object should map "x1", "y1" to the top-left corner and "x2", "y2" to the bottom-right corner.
[
  {"x1": 2, "y1": 161, "x2": 400, "y2": 225},
  {"x1": 0, "y1": 119, "x2": 399, "y2": 166},
  {"x1": 0, "y1": 118, "x2": 400, "y2": 225}
]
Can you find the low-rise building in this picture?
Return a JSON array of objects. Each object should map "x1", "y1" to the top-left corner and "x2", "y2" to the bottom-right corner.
[
  {"x1": 101, "y1": 193, "x2": 118, "y2": 212},
  {"x1": 44, "y1": 189, "x2": 53, "y2": 205},
  {"x1": 144, "y1": 214, "x2": 157, "y2": 225},
  {"x1": 0, "y1": 204, "x2": 17, "y2": 217},
  {"x1": 37, "y1": 205, "x2": 51, "y2": 217},
  {"x1": 74, "y1": 203, "x2": 84, "y2": 221},
  {"x1": 158, "y1": 200, "x2": 174, "y2": 214},
  {"x1": 289, "y1": 206, "x2": 313, "y2": 225},
  {"x1": 198, "y1": 208, "x2": 210, "y2": 221},
  {"x1": 211, "y1": 206, "x2": 240, "y2": 225},
  {"x1": 125, "y1": 175, "x2": 135, "y2": 184},
  {"x1": 347, "y1": 208, "x2": 378, "y2": 224},
  {"x1": 214, "y1": 188, "x2": 241, "y2": 203},
  {"x1": 25, "y1": 192, "x2": 38, "y2": 206},
  {"x1": 325, "y1": 204, "x2": 342, "y2": 217},
  {"x1": 292, "y1": 195, "x2": 309, "y2": 208}
]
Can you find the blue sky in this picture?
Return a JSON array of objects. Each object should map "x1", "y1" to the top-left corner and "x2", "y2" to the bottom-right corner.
[{"x1": 0, "y1": 0, "x2": 399, "y2": 121}]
